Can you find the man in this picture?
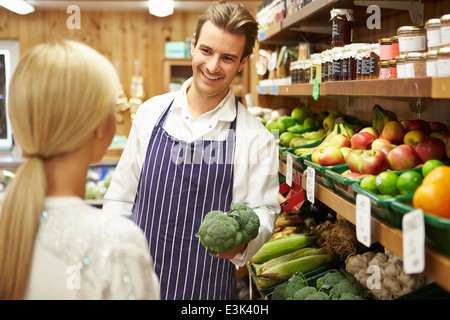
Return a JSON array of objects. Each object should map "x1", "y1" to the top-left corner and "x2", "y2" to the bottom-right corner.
[{"x1": 103, "y1": 0, "x2": 280, "y2": 300}]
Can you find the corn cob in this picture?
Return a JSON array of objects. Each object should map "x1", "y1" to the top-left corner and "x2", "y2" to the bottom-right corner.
[
  {"x1": 249, "y1": 233, "x2": 316, "y2": 264},
  {"x1": 256, "y1": 254, "x2": 331, "y2": 288}
]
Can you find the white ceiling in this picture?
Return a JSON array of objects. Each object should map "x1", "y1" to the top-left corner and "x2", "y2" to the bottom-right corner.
[{"x1": 26, "y1": 1, "x2": 260, "y2": 12}]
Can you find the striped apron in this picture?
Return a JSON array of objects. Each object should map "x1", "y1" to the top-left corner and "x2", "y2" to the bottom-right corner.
[{"x1": 131, "y1": 99, "x2": 237, "y2": 300}]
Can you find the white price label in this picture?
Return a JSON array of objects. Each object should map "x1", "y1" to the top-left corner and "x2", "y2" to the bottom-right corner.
[
  {"x1": 356, "y1": 193, "x2": 371, "y2": 247},
  {"x1": 402, "y1": 209, "x2": 425, "y2": 274},
  {"x1": 286, "y1": 154, "x2": 293, "y2": 187},
  {"x1": 306, "y1": 166, "x2": 315, "y2": 203}
]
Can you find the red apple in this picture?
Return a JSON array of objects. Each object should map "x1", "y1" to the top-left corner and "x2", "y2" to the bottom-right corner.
[
  {"x1": 429, "y1": 131, "x2": 450, "y2": 144},
  {"x1": 405, "y1": 119, "x2": 430, "y2": 134},
  {"x1": 371, "y1": 138, "x2": 393, "y2": 151},
  {"x1": 360, "y1": 127, "x2": 379, "y2": 139},
  {"x1": 401, "y1": 120, "x2": 410, "y2": 129},
  {"x1": 351, "y1": 132, "x2": 376, "y2": 149},
  {"x1": 415, "y1": 137, "x2": 446, "y2": 162},
  {"x1": 340, "y1": 147, "x2": 353, "y2": 162},
  {"x1": 403, "y1": 130, "x2": 426, "y2": 147},
  {"x1": 359, "y1": 150, "x2": 389, "y2": 175},
  {"x1": 318, "y1": 145, "x2": 345, "y2": 166},
  {"x1": 387, "y1": 144, "x2": 421, "y2": 171},
  {"x1": 347, "y1": 148, "x2": 364, "y2": 173},
  {"x1": 380, "y1": 121, "x2": 405, "y2": 145},
  {"x1": 329, "y1": 133, "x2": 351, "y2": 149},
  {"x1": 378, "y1": 144, "x2": 396, "y2": 156},
  {"x1": 345, "y1": 172, "x2": 363, "y2": 179},
  {"x1": 429, "y1": 121, "x2": 448, "y2": 133},
  {"x1": 311, "y1": 147, "x2": 321, "y2": 164}
]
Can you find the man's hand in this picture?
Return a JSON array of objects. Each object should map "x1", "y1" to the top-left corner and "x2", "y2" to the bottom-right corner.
[{"x1": 216, "y1": 243, "x2": 247, "y2": 259}]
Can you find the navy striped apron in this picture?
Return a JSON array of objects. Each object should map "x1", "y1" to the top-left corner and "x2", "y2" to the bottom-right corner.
[{"x1": 131, "y1": 99, "x2": 237, "y2": 300}]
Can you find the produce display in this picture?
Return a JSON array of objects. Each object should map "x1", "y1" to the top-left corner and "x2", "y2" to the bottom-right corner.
[
  {"x1": 85, "y1": 166, "x2": 115, "y2": 200},
  {"x1": 195, "y1": 203, "x2": 260, "y2": 256}
]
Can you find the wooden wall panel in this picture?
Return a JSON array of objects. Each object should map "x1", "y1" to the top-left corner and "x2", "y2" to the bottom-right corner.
[{"x1": 0, "y1": 8, "x2": 203, "y2": 99}]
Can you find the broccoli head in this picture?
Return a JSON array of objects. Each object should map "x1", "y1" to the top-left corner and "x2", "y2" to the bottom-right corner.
[
  {"x1": 195, "y1": 203, "x2": 260, "y2": 256},
  {"x1": 336, "y1": 293, "x2": 364, "y2": 300},
  {"x1": 293, "y1": 286, "x2": 317, "y2": 300},
  {"x1": 316, "y1": 271, "x2": 346, "y2": 290},
  {"x1": 304, "y1": 291, "x2": 330, "y2": 300},
  {"x1": 271, "y1": 283, "x2": 288, "y2": 300},
  {"x1": 329, "y1": 277, "x2": 368, "y2": 300},
  {"x1": 283, "y1": 272, "x2": 307, "y2": 299}
]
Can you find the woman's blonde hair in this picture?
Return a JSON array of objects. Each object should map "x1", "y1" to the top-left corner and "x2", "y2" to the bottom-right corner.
[{"x1": 0, "y1": 40, "x2": 120, "y2": 299}]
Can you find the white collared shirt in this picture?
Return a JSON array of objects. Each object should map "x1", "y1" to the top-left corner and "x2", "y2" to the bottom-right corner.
[{"x1": 103, "y1": 78, "x2": 281, "y2": 266}]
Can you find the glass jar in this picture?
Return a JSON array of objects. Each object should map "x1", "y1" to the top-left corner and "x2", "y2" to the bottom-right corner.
[
  {"x1": 391, "y1": 36, "x2": 400, "y2": 58},
  {"x1": 397, "y1": 26, "x2": 427, "y2": 54},
  {"x1": 379, "y1": 38, "x2": 393, "y2": 61},
  {"x1": 331, "y1": 47, "x2": 345, "y2": 81},
  {"x1": 405, "y1": 52, "x2": 427, "y2": 78},
  {"x1": 304, "y1": 59, "x2": 311, "y2": 83},
  {"x1": 440, "y1": 14, "x2": 450, "y2": 48},
  {"x1": 388, "y1": 60, "x2": 397, "y2": 78},
  {"x1": 330, "y1": 8, "x2": 354, "y2": 47},
  {"x1": 369, "y1": 43, "x2": 380, "y2": 79},
  {"x1": 437, "y1": 47, "x2": 450, "y2": 77},
  {"x1": 321, "y1": 50, "x2": 330, "y2": 82},
  {"x1": 396, "y1": 54, "x2": 407, "y2": 78},
  {"x1": 360, "y1": 45, "x2": 371, "y2": 80},
  {"x1": 290, "y1": 61, "x2": 297, "y2": 84},
  {"x1": 426, "y1": 50, "x2": 438, "y2": 77},
  {"x1": 425, "y1": 18, "x2": 442, "y2": 51},
  {"x1": 379, "y1": 61, "x2": 390, "y2": 79},
  {"x1": 310, "y1": 53, "x2": 322, "y2": 83}
]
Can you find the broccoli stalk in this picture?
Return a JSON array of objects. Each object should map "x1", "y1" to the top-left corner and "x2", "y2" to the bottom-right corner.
[{"x1": 195, "y1": 203, "x2": 260, "y2": 256}]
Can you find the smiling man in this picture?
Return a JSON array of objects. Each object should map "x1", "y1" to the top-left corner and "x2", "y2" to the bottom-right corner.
[{"x1": 103, "y1": 0, "x2": 280, "y2": 300}]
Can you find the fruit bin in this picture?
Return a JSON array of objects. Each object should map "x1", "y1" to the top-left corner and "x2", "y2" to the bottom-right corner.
[
  {"x1": 324, "y1": 164, "x2": 364, "y2": 202},
  {"x1": 390, "y1": 199, "x2": 450, "y2": 258},
  {"x1": 303, "y1": 160, "x2": 349, "y2": 190}
]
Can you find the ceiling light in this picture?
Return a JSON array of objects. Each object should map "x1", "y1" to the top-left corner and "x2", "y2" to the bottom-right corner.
[
  {"x1": 148, "y1": 0, "x2": 174, "y2": 17},
  {"x1": 0, "y1": 0, "x2": 35, "y2": 15}
]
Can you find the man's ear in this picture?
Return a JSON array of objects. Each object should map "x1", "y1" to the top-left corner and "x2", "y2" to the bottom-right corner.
[
  {"x1": 238, "y1": 55, "x2": 251, "y2": 72},
  {"x1": 190, "y1": 33, "x2": 196, "y2": 56}
]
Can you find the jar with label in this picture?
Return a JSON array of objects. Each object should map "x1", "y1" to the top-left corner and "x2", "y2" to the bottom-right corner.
[
  {"x1": 391, "y1": 36, "x2": 400, "y2": 58},
  {"x1": 290, "y1": 61, "x2": 297, "y2": 84},
  {"x1": 379, "y1": 61, "x2": 390, "y2": 79},
  {"x1": 425, "y1": 18, "x2": 442, "y2": 51},
  {"x1": 397, "y1": 26, "x2": 427, "y2": 54},
  {"x1": 304, "y1": 59, "x2": 311, "y2": 83},
  {"x1": 331, "y1": 47, "x2": 345, "y2": 81},
  {"x1": 426, "y1": 50, "x2": 438, "y2": 77},
  {"x1": 321, "y1": 50, "x2": 330, "y2": 82},
  {"x1": 388, "y1": 60, "x2": 397, "y2": 78},
  {"x1": 396, "y1": 55, "x2": 407, "y2": 78},
  {"x1": 330, "y1": 9, "x2": 354, "y2": 47},
  {"x1": 360, "y1": 45, "x2": 371, "y2": 80},
  {"x1": 440, "y1": 14, "x2": 450, "y2": 48},
  {"x1": 310, "y1": 53, "x2": 322, "y2": 83},
  {"x1": 405, "y1": 52, "x2": 426, "y2": 78},
  {"x1": 379, "y1": 38, "x2": 393, "y2": 61},
  {"x1": 369, "y1": 43, "x2": 380, "y2": 79},
  {"x1": 437, "y1": 47, "x2": 450, "y2": 77}
]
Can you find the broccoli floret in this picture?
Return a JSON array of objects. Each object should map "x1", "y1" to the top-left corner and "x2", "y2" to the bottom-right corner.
[
  {"x1": 195, "y1": 203, "x2": 260, "y2": 256},
  {"x1": 316, "y1": 271, "x2": 346, "y2": 290},
  {"x1": 283, "y1": 272, "x2": 307, "y2": 299},
  {"x1": 329, "y1": 278, "x2": 368, "y2": 300},
  {"x1": 293, "y1": 286, "x2": 317, "y2": 300},
  {"x1": 271, "y1": 283, "x2": 288, "y2": 300},
  {"x1": 336, "y1": 293, "x2": 364, "y2": 300},
  {"x1": 304, "y1": 291, "x2": 330, "y2": 300}
]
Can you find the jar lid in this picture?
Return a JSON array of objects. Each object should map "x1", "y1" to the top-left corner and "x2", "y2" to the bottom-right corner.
[
  {"x1": 437, "y1": 47, "x2": 450, "y2": 55},
  {"x1": 405, "y1": 52, "x2": 426, "y2": 61},
  {"x1": 425, "y1": 18, "x2": 441, "y2": 28},
  {"x1": 379, "y1": 61, "x2": 389, "y2": 66},
  {"x1": 397, "y1": 26, "x2": 425, "y2": 34},
  {"x1": 330, "y1": 8, "x2": 354, "y2": 21},
  {"x1": 388, "y1": 60, "x2": 396, "y2": 65},
  {"x1": 440, "y1": 14, "x2": 450, "y2": 22},
  {"x1": 391, "y1": 36, "x2": 399, "y2": 42},
  {"x1": 426, "y1": 50, "x2": 438, "y2": 58},
  {"x1": 379, "y1": 38, "x2": 392, "y2": 44},
  {"x1": 396, "y1": 54, "x2": 407, "y2": 62}
]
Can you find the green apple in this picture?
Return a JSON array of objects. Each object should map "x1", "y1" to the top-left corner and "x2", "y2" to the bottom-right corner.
[
  {"x1": 291, "y1": 107, "x2": 309, "y2": 124},
  {"x1": 265, "y1": 118, "x2": 286, "y2": 136}
]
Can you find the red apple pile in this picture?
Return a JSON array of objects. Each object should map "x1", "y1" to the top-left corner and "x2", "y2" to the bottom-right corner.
[{"x1": 341, "y1": 119, "x2": 449, "y2": 179}]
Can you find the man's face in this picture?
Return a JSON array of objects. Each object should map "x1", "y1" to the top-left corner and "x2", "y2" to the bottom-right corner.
[{"x1": 190, "y1": 21, "x2": 249, "y2": 100}]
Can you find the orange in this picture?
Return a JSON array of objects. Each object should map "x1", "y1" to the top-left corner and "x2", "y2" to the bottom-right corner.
[{"x1": 412, "y1": 165, "x2": 450, "y2": 219}]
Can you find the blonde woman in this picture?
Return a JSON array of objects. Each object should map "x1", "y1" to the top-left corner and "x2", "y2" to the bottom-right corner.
[{"x1": 0, "y1": 40, "x2": 159, "y2": 300}]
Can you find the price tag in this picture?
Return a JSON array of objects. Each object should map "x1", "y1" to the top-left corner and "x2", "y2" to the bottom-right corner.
[
  {"x1": 402, "y1": 209, "x2": 425, "y2": 274},
  {"x1": 312, "y1": 77, "x2": 320, "y2": 101},
  {"x1": 306, "y1": 166, "x2": 315, "y2": 203},
  {"x1": 286, "y1": 154, "x2": 293, "y2": 187},
  {"x1": 355, "y1": 193, "x2": 371, "y2": 247}
]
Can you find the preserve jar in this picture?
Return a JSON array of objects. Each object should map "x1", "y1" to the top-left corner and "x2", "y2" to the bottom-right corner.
[
  {"x1": 397, "y1": 26, "x2": 427, "y2": 54},
  {"x1": 330, "y1": 9, "x2": 354, "y2": 47},
  {"x1": 331, "y1": 47, "x2": 345, "y2": 81},
  {"x1": 440, "y1": 14, "x2": 450, "y2": 48},
  {"x1": 310, "y1": 53, "x2": 322, "y2": 83},
  {"x1": 437, "y1": 47, "x2": 450, "y2": 76},
  {"x1": 396, "y1": 55, "x2": 407, "y2": 78},
  {"x1": 405, "y1": 52, "x2": 426, "y2": 78},
  {"x1": 369, "y1": 43, "x2": 380, "y2": 79},
  {"x1": 379, "y1": 38, "x2": 393, "y2": 61},
  {"x1": 391, "y1": 36, "x2": 400, "y2": 58},
  {"x1": 379, "y1": 61, "x2": 390, "y2": 79},
  {"x1": 426, "y1": 50, "x2": 438, "y2": 77},
  {"x1": 425, "y1": 18, "x2": 442, "y2": 51},
  {"x1": 388, "y1": 60, "x2": 397, "y2": 78}
]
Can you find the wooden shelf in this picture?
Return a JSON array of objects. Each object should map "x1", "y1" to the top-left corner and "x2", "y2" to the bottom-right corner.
[
  {"x1": 278, "y1": 159, "x2": 450, "y2": 293},
  {"x1": 259, "y1": 77, "x2": 450, "y2": 99}
]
